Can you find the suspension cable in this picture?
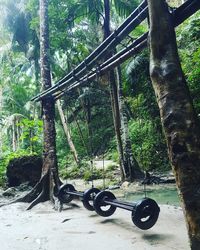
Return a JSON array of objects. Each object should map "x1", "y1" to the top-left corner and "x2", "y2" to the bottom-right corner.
[{"x1": 102, "y1": 152, "x2": 106, "y2": 190}]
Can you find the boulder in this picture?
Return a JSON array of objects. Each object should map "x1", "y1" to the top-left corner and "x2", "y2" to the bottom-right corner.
[
  {"x1": 121, "y1": 181, "x2": 131, "y2": 189},
  {"x1": 6, "y1": 155, "x2": 42, "y2": 187},
  {"x1": 2, "y1": 187, "x2": 16, "y2": 197}
]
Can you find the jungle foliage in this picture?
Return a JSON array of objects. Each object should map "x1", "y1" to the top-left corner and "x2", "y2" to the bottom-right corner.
[{"x1": 0, "y1": 0, "x2": 199, "y2": 185}]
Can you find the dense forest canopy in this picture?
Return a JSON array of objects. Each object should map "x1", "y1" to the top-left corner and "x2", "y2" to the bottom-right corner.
[{"x1": 0, "y1": 0, "x2": 199, "y2": 186}]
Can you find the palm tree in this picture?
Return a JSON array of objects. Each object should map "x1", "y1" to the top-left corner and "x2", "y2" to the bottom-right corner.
[
  {"x1": 2, "y1": 113, "x2": 24, "y2": 151},
  {"x1": 12, "y1": 0, "x2": 61, "y2": 209}
]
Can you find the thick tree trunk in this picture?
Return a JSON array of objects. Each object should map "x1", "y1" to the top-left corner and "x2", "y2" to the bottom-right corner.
[
  {"x1": 57, "y1": 99, "x2": 79, "y2": 165},
  {"x1": 148, "y1": 0, "x2": 200, "y2": 248}
]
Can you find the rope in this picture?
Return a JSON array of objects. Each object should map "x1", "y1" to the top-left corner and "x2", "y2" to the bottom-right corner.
[
  {"x1": 144, "y1": 181, "x2": 147, "y2": 198},
  {"x1": 137, "y1": 96, "x2": 147, "y2": 198},
  {"x1": 140, "y1": 145, "x2": 147, "y2": 198},
  {"x1": 67, "y1": 88, "x2": 95, "y2": 189},
  {"x1": 83, "y1": 82, "x2": 95, "y2": 189},
  {"x1": 67, "y1": 93, "x2": 95, "y2": 189},
  {"x1": 88, "y1": 112, "x2": 94, "y2": 188},
  {"x1": 70, "y1": 106, "x2": 89, "y2": 156},
  {"x1": 90, "y1": 159, "x2": 94, "y2": 188},
  {"x1": 83, "y1": 67, "x2": 106, "y2": 191},
  {"x1": 102, "y1": 152, "x2": 106, "y2": 190}
]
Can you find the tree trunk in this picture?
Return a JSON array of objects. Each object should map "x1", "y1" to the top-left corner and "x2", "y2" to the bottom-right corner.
[
  {"x1": 12, "y1": 116, "x2": 19, "y2": 152},
  {"x1": 29, "y1": 126, "x2": 33, "y2": 153},
  {"x1": 57, "y1": 99, "x2": 79, "y2": 165},
  {"x1": 148, "y1": 0, "x2": 200, "y2": 248},
  {"x1": 40, "y1": 0, "x2": 60, "y2": 202},
  {"x1": 109, "y1": 70, "x2": 126, "y2": 180},
  {"x1": 12, "y1": 121, "x2": 17, "y2": 152},
  {"x1": 103, "y1": 0, "x2": 141, "y2": 181},
  {"x1": 16, "y1": 0, "x2": 61, "y2": 209},
  {"x1": 103, "y1": 0, "x2": 125, "y2": 180},
  {"x1": 117, "y1": 67, "x2": 142, "y2": 180},
  {"x1": 0, "y1": 87, "x2": 2, "y2": 155}
]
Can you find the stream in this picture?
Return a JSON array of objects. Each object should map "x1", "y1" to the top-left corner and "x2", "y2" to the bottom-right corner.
[{"x1": 124, "y1": 184, "x2": 180, "y2": 206}]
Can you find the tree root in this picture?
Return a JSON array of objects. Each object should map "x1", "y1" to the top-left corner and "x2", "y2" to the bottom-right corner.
[
  {"x1": 26, "y1": 189, "x2": 47, "y2": 210},
  {"x1": 0, "y1": 165, "x2": 63, "y2": 210},
  {"x1": 0, "y1": 184, "x2": 41, "y2": 208},
  {"x1": 0, "y1": 199, "x2": 19, "y2": 208},
  {"x1": 18, "y1": 180, "x2": 42, "y2": 203},
  {"x1": 0, "y1": 174, "x2": 49, "y2": 209},
  {"x1": 53, "y1": 195, "x2": 63, "y2": 212}
]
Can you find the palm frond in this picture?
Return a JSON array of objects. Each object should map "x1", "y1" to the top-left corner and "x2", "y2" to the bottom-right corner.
[{"x1": 113, "y1": 0, "x2": 139, "y2": 17}]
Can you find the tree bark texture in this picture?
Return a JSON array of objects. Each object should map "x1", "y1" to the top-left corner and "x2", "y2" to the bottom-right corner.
[
  {"x1": 40, "y1": 0, "x2": 60, "y2": 201},
  {"x1": 148, "y1": 0, "x2": 200, "y2": 248},
  {"x1": 103, "y1": 0, "x2": 125, "y2": 180},
  {"x1": 117, "y1": 67, "x2": 142, "y2": 180},
  {"x1": 12, "y1": 120, "x2": 17, "y2": 152},
  {"x1": 18, "y1": 0, "x2": 59, "y2": 208},
  {"x1": 104, "y1": 0, "x2": 141, "y2": 181},
  {"x1": 11, "y1": 116, "x2": 21, "y2": 152},
  {"x1": 57, "y1": 99, "x2": 79, "y2": 165},
  {"x1": 0, "y1": 87, "x2": 2, "y2": 155},
  {"x1": 109, "y1": 70, "x2": 126, "y2": 180}
]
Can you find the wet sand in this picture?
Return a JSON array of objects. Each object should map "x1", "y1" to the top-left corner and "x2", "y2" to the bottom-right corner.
[{"x1": 0, "y1": 200, "x2": 189, "y2": 250}]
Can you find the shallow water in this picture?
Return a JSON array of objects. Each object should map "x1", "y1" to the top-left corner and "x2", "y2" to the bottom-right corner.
[{"x1": 124, "y1": 185, "x2": 180, "y2": 206}]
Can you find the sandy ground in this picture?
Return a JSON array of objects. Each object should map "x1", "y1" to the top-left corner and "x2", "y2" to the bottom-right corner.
[{"x1": 0, "y1": 199, "x2": 190, "y2": 250}]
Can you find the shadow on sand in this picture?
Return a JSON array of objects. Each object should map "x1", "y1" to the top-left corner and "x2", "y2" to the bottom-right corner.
[{"x1": 142, "y1": 233, "x2": 175, "y2": 244}]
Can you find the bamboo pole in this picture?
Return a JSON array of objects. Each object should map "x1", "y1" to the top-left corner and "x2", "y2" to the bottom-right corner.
[
  {"x1": 32, "y1": 0, "x2": 200, "y2": 102},
  {"x1": 52, "y1": 0, "x2": 199, "y2": 99},
  {"x1": 31, "y1": 0, "x2": 148, "y2": 101},
  {"x1": 49, "y1": 34, "x2": 148, "y2": 100},
  {"x1": 173, "y1": 0, "x2": 200, "y2": 26},
  {"x1": 55, "y1": 40, "x2": 147, "y2": 99}
]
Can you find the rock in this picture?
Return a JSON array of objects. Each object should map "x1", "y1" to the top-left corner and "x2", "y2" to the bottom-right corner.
[
  {"x1": 6, "y1": 155, "x2": 42, "y2": 187},
  {"x1": 17, "y1": 182, "x2": 32, "y2": 191},
  {"x1": 2, "y1": 187, "x2": 16, "y2": 197},
  {"x1": 141, "y1": 172, "x2": 175, "y2": 185},
  {"x1": 108, "y1": 185, "x2": 120, "y2": 190},
  {"x1": 121, "y1": 181, "x2": 130, "y2": 189}
]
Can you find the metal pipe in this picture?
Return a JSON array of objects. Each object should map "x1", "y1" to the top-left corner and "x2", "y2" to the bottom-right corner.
[
  {"x1": 103, "y1": 199, "x2": 134, "y2": 211},
  {"x1": 66, "y1": 191, "x2": 84, "y2": 197}
]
